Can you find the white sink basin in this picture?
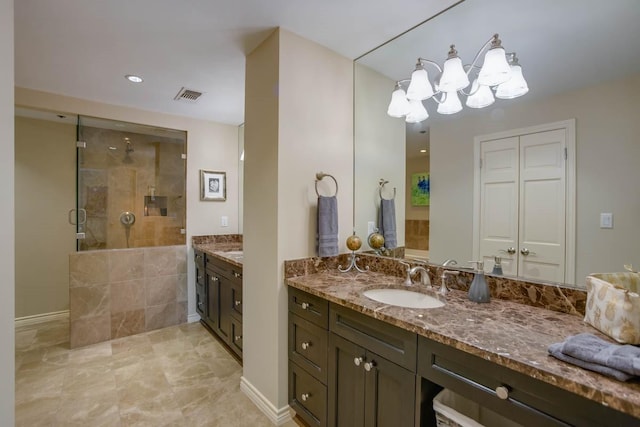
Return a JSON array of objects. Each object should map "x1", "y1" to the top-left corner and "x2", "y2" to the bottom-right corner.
[{"x1": 363, "y1": 289, "x2": 445, "y2": 309}]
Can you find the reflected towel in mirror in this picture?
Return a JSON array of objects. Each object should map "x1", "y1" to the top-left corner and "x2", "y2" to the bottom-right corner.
[
  {"x1": 378, "y1": 198, "x2": 397, "y2": 249},
  {"x1": 317, "y1": 196, "x2": 339, "y2": 257}
]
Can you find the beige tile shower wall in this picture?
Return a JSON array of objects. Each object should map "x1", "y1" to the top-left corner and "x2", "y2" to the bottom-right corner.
[{"x1": 69, "y1": 245, "x2": 187, "y2": 348}]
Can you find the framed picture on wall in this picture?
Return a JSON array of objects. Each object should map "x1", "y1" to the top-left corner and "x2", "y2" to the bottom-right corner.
[
  {"x1": 411, "y1": 172, "x2": 429, "y2": 206},
  {"x1": 200, "y1": 170, "x2": 226, "y2": 201}
]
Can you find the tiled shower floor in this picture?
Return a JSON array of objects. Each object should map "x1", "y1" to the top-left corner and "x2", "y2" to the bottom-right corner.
[{"x1": 15, "y1": 318, "x2": 298, "y2": 427}]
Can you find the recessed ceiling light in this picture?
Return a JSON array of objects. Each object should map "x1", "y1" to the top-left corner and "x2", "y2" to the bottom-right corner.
[
  {"x1": 125, "y1": 74, "x2": 143, "y2": 83},
  {"x1": 420, "y1": 149, "x2": 427, "y2": 153}
]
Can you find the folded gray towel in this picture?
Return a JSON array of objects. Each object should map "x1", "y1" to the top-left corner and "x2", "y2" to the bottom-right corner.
[
  {"x1": 561, "y1": 333, "x2": 640, "y2": 376},
  {"x1": 317, "y1": 196, "x2": 338, "y2": 257},
  {"x1": 548, "y1": 342, "x2": 632, "y2": 381},
  {"x1": 378, "y1": 198, "x2": 397, "y2": 249}
]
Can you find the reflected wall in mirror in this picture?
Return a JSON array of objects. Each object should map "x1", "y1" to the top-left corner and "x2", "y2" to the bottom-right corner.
[{"x1": 354, "y1": 0, "x2": 640, "y2": 287}]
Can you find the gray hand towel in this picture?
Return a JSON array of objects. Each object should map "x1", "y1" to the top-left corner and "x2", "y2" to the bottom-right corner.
[
  {"x1": 561, "y1": 333, "x2": 640, "y2": 376},
  {"x1": 317, "y1": 196, "x2": 339, "y2": 257},
  {"x1": 378, "y1": 198, "x2": 397, "y2": 249},
  {"x1": 548, "y1": 342, "x2": 632, "y2": 381}
]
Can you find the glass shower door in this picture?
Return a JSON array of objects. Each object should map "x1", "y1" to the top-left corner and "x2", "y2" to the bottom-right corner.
[{"x1": 76, "y1": 115, "x2": 186, "y2": 251}]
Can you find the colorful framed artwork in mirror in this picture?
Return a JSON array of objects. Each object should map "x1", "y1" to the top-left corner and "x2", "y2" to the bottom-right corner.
[{"x1": 411, "y1": 173, "x2": 429, "y2": 206}]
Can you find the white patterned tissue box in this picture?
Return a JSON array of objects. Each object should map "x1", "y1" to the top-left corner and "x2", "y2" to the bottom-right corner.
[{"x1": 584, "y1": 273, "x2": 640, "y2": 344}]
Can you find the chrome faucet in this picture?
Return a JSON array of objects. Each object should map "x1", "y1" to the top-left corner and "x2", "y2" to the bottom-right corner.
[
  {"x1": 439, "y1": 270, "x2": 460, "y2": 295},
  {"x1": 442, "y1": 259, "x2": 458, "y2": 267},
  {"x1": 399, "y1": 261, "x2": 413, "y2": 286},
  {"x1": 409, "y1": 266, "x2": 431, "y2": 288}
]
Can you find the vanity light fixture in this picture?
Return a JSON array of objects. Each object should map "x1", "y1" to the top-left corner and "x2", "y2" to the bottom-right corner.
[
  {"x1": 387, "y1": 34, "x2": 528, "y2": 123},
  {"x1": 125, "y1": 74, "x2": 144, "y2": 83}
]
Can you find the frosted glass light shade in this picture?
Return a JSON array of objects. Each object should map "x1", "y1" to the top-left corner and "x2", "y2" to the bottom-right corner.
[
  {"x1": 387, "y1": 87, "x2": 411, "y2": 117},
  {"x1": 439, "y1": 56, "x2": 470, "y2": 92},
  {"x1": 466, "y1": 79, "x2": 495, "y2": 109},
  {"x1": 437, "y1": 91, "x2": 462, "y2": 115},
  {"x1": 407, "y1": 68, "x2": 435, "y2": 101},
  {"x1": 405, "y1": 100, "x2": 429, "y2": 123},
  {"x1": 478, "y1": 47, "x2": 511, "y2": 86},
  {"x1": 496, "y1": 64, "x2": 529, "y2": 99}
]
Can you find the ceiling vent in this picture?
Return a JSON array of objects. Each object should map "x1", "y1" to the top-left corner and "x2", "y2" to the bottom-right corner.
[{"x1": 174, "y1": 87, "x2": 203, "y2": 103}]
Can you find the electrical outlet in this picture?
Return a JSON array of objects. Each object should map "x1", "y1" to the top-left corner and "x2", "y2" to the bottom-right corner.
[
  {"x1": 600, "y1": 213, "x2": 613, "y2": 229},
  {"x1": 221, "y1": 216, "x2": 228, "y2": 227}
]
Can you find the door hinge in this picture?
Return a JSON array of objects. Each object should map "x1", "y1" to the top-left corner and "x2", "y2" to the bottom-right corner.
[
  {"x1": 76, "y1": 232, "x2": 86, "y2": 240},
  {"x1": 181, "y1": 153, "x2": 187, "y2": 160},
  {"x1": 479, "y1": 158, "x2": 483, "y2": 169},
  {"x1": 76, "y1": 140, "x2": 86, "y2": 148},
  {"x1": 564, "y1": 147, "x2": 567, "y2": 160}
]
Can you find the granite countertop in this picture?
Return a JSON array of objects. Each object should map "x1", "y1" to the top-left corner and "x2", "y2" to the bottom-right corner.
[
  {"x1": 193, "y1": 242, "x2": 243, "y2": 268},
  {"x1": 285, "y1": 270, "x2": 640, "y2": 419}
]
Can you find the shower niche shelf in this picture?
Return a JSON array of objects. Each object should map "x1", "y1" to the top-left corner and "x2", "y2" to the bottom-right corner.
[{"x1": 144, "y1": 196, "x2": 168, "y2": 216}]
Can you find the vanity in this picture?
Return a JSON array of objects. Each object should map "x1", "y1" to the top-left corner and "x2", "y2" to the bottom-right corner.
[
  {"x1": 285, "y1": 266, "x2": 640, "y2": 427},
  {"x1": 193, "y1": 235, "x2": 244, "y2": 360}
]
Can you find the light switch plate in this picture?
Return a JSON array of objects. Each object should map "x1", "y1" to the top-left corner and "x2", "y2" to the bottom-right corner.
[
  {"x1": 367, "y1": 221, "x2": 376, "y2": 235},
  {"x1": 221, "y1": 216, "x2": 228, "y2": 227},
  {"x1": 600, "y1": 213, "x2": 613, "y2": 229}
]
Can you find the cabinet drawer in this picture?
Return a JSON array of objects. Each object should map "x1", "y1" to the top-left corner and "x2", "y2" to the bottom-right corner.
[
  {"x1": 418, "y1": 336, "x2": 639, "y2": 427},
  {"x1": 194, "y1": 250, "x2": 205, "y2": 268},
  {"x1": 230, "y1": 280, "x2": 242, "y2": 320},
  {"x1": 208, "y1": 256, "x2": 242, "y2": 283},
  {"x1": 230, "y1": 318, "x2": 243, "y2": 357},
  {"x1": 289, "y1": 314, "x2": 328, "y2": 383},
  {"x1": 289, "y1": 287, "x2": 328, "y2": 329},
  {"x1": 329, "y1": 303, "x2": 416, "y2": 371},
  {"x1": 290, "y1": 362, "x2": 327, "y2": 427},
  {"x1": 195, "y1": 263, "x2": 206, "y2": 286}
]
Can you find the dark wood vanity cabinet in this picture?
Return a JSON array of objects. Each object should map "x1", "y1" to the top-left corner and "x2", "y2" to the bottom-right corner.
[{"x1": 195, "y1": 251, "x2": 243, "y2": 360}]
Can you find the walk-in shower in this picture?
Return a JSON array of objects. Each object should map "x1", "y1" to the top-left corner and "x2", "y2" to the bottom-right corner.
[{"x1": 74, "y1": 116, "x2": 187, "y2": 250}]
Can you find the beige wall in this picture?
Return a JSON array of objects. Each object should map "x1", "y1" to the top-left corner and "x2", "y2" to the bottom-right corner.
[
  {"x1": 354, "y1": 63, "x2": 405, "y2": 245},
  {"x1": 15, "y1": 88, "x2": 239, "y2": 318},
  {"x1": 243, "y1": 28, "x2": 353, "y2": 414},
  {"x1": 1, "y1": 0, "x2": 15, "y2": 423},
  {"x1": 15, "y1": 117, "x2": 76, "y2": 317},
  {"x1": 430, "y1": 73, "x2": 640, "y2": 283}
]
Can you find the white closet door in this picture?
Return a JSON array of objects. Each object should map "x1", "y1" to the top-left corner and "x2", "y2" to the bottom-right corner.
[
  {"x1": 518, "y1": 129, "x2": 566, "y2": 283},
  {"x1": 479, "y1": 137, "x2": 519, "y2": 275}
]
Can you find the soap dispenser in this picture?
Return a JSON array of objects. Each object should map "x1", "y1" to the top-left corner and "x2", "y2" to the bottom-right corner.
[
  {"x1": 468, "y1": 261, "x2": 491, "y2": 303},
  {"x1": 491, "y1": 256, "x2": 503, "y2": 275}
]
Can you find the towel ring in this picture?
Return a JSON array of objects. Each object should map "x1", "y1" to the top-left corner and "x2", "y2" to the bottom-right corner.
[
  {"x1": 379, "y1": 179, "x2": 396, "y2": 200},
  {"x1": 315, "y1": 172, "x2": 338, "y2": 197}
]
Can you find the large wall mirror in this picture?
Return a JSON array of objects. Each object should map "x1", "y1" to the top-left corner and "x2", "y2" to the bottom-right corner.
[{"x1": 354, "y1": 0, "x2": 640, "y2": 287}]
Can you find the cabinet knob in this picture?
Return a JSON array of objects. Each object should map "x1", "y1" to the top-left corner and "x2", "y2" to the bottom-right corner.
[
  {"x1": 354, "y1": 357, "x2": 363, "y2": 366},
  {"x1": 234, "y1": 335, "x2": 242, "y2": 341},
  {"x1": 301, "y1": 393, "x2": 310, "y2": 402},
  {"x1": 495, "y1": 385, "x2": 510, "y2": 400},
  {"x1": 234, "y1": 300, "x2": 242, "y2": 306},
  {"x1": 301, "y1": 302, "x2": 310, "y2": 310},
  {"x1": 364, "y1": 361, "x2": 376, "y2": 372},
  {"x1": 233, "y1": 272, "x2": 242, "y2": 278},
  {"x1": 197, "y1": 275, "x2": 203, "y2": 281},
  {"x1": 520, "y1": 248, "x2": 536, "y2": 256},
  {"x1": 301, "y1": 341, "x2": 311, "y2": 350},
  {"x1": 212, "y1": 276, "x2": 219, "y2": 282}
]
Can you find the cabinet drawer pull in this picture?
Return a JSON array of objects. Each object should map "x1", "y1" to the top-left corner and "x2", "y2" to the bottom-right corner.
[
  {"x1": 354, "y1": 357, "x2": 363, "y2": 366},
  {"x1": 301, "y1": 302, "x2": 310, "y2": 310},
  {"x1": 234, "y1": 335, "x2": 242, "y2": 341},
  {"x1": 234, "y1": 300, "x2": 242, "y2": 306},
  {"x1": 301, "y1": 393, "x2": 310, "y2": 402},
  {"x1": 364, "y1": 361, "x2": 376, "y2": 372},
  {"x1": 301, "y1": 341, "x2": 311, "y2": 350},
  {"x1": 496, "y1": 385, "x2": 510, "y2": 400}
]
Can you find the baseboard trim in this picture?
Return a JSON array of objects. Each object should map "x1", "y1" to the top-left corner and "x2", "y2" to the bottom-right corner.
[
  {"x1": 15, "y1": 310, "x2": 69, "y2": 327},
  {"x1": 187, "y1": 313, "x2": 201, "y2": 323},
  {"x1": 240, "y1": 376, "x2": 293, "y2": 426}
]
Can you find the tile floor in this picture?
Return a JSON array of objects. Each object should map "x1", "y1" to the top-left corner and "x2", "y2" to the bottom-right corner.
[{"x1": 16, "y1": 318, "x2": 299, "y2": 427}]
